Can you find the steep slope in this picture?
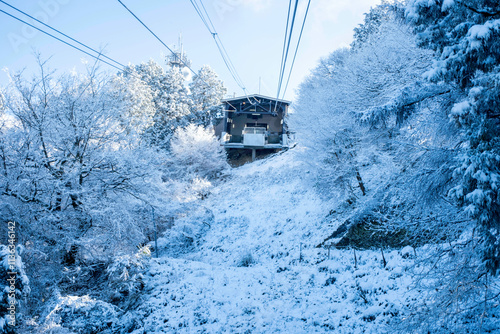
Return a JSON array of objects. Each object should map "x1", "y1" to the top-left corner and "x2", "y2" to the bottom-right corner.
[{"x1": 125, "y1": 148, "x2": 418, "y2": 333}]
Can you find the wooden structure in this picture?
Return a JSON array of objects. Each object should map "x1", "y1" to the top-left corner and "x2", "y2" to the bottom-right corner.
[{"x1": 215, "y1": 94, "x2": 291, "y2": 161}]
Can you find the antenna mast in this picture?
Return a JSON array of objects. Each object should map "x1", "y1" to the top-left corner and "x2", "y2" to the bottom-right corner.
[{"x1": 168, "y1": 33, "x2": 190, "y2": 69}]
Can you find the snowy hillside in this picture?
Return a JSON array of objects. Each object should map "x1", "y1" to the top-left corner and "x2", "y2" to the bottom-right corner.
[
  {"x1": 3, "y1": 1, "x2": 500, "y2": 332},
  {"x1": 121, "y1": 148, "x2": 419, "y2": 333}
]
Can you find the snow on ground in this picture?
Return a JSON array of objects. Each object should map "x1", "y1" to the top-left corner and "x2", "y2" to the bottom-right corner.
[{"x1": 132, "y1": 148, "x2": 417, "y2": 333}]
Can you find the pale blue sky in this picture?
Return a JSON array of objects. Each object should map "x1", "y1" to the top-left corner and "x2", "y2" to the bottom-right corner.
[{"x1": 0, "y1": 0, "x2": 381, "y2": 101}]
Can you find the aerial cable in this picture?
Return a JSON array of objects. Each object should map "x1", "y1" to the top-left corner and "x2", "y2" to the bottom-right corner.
[
  {"x1": 0, "y1": 0, "x2": 127, "y2": 70},
  {"x1": 199, "y1": 0, "x2": 216, "y2": 32},
  {"x1": 189, "y1": 0, "x2": 212, "y2": 32},
  {"x1": 117, "y1": 0, "x2": 211, "y2": 88},
  {"x1": 188, "y1": 0, "x2": 255, "y2": 104},
  {"x1": 196, "y1": 0, "x2": 245, "y2": 89},
  {"x1": 189, "y1": 0, "x2": 246, "y2": 90},
  {"x1": 276, "y1": 0, "x2": 299, "y2": 102},
  {"x1": 190, "y1": 0, "x2": 244, "y2": 88},
  {"x1": 0, "y1": 8, "x2": 128, "y2": 74},
  {"x1": 281, "y1": 0, "x2": 311, "y2": 100},
  {"x1": 276, "y1": 0, "x2": 293, "y2": 104},
  {"x1": 216, "y1": 34, "x2": 246, "y2": 91}
]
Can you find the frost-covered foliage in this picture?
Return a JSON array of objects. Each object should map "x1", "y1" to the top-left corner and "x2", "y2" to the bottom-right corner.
[
  {"x1": 0, "y1": 53, "x2": 230, "y2": 331},
  {"x1": 128, "y1": 62, "x2": 192, "y2": 148},
  {"x1": 0, "y1": 57, "x2": 170, "y2": 261},
  {"x1": 163, "y1": 124, "x2": 228, "y2": 202},
  {"x1": 170, "y1": 124, "x2": 228, "y2": 180},
  {"x1": 0, "y1": 57, "x2": 177, "y2": 328},
  {"x1": 123, "y1": 60, "x2": 227, "y2": 148},
  {"x1": 105, "y1": 245, "x2": 150, "y2": 305},
  {"x1": 190, "y1": 65, "x2": 227, "y2": 126},
  {"x1": 42, "y1": 294, "x2": 119, "y2": 333},
  {"x1": 292, "y1": 2, "x2": 500, "y2": 331},
  {"x1": 351, "y1": 0, "x2": 405, "y2": 49},
  {"x1": 156, "y1": 205, "x2": 214, "y2": 257},
  {"x1": 292, "y1": 10, "x2": 435, "y2": 200},
  {"x1": 114, "y1": 72, "x2": 155, "y2": 135},
  {"x1": 399, "y1": 240, "x2": 500, "y2": 333},
  {"x1": 406, "y1": 0, "x2": 500, "y2": 276}
]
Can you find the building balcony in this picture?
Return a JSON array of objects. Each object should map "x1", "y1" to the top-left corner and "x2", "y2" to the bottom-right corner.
[{"x1": 221, "y1": 128, "x2": 287, "y2": 149}]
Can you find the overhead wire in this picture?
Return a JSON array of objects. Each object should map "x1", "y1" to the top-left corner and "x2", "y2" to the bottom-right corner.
[
  {"x1": 3, "y1": 0, "x2": 310, "y2": 106},
  {"x1": 275, "y1": 0, "x2": 311, "y2": 107},
  {"x1": 275, "y1": 0, "x2": 293, "y2": 104},
  {"x1": 0, "y1": 8, "x2": 128, "y2": 74},
  {"x1": 191, "y1": 0, "x2": 246, "y2": 89},
  {"x1": 276, "y1": 0, "x2": 299, "y2": 101},
  {"x1": 188, "y1": 0, "x2": 252, "y2": 102},
  {"x1": 116, "y1": 0, "x2": 210, "y2": 87},
  {"x1": 0, "y1": 0, "x2": 127, "y2": 70},
  {"x1": 281, "y1": 0, "x2": 311, "y2": 99}
]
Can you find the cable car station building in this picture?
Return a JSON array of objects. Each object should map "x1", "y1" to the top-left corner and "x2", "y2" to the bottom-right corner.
[{"x1": 215, "y1": 94, "x2": 291, "y2": 161}]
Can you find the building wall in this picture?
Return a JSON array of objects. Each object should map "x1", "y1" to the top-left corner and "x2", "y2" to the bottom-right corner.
[{"x1": 229, "y1": 113, "x2": 283, "y2": 136}]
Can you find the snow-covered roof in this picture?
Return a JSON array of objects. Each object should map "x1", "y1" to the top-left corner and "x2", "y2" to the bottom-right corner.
[{"x1": 222, "y1": 94, "x2": 291, "y2": 105}]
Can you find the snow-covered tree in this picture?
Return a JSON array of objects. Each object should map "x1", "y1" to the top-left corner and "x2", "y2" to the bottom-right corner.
[
  {"x1": 293, "y1": 12, "x2": 434, "y2": 199},
  {"x1": 189, "y1": 65, "x2": 227, "y2": 126},
  {"x1": 123, "y1": 60, "x2": 192, "y2": 148},
  {"x1": 169, "y1": 124, "x2": 228, "y2": 180},
  {"x1": 351, "y1": 0, "x2": 405, "y2": 49},
  {"x1": 0, "y1": 57, "x2": 173, "y2": 319},
  {"x1": 146, "y1": 66, "x2": 192, "y2": 148},
  {"x1": 113, "y1": 72, "x2": 155, "y2": 138},
  {"x1": 406, "y1": 0, "x2": 500, "y2": 275},
  {"x1": 164, "y1": 124, "x2": 228, "y2": 201}
]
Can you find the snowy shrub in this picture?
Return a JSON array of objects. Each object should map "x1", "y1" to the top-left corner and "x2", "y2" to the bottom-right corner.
[
  {"x1": 399, "y1": 246, "x2": 415, "y2": 259},
  {"x1": 235, "y1": 250, "x2": 255, "y2": 268},
  {"x1": 43, "y1": 295, "x2": 118, "y2": 334},
  {"x1": 324, "y1": 276, "x2": 337, "y2": 286},
  {"x1": 105, "y1": 245, "x2": 150, "y2": 305},
  {"x1": 169, "y1": 123, "x2": 228, "y2": 180},
  {"x1": 0, "y1": 244, "x2": 29, "y2": 333},
  {"x1": 156, "y1": 205, "x2": 214, "y2": 257}
]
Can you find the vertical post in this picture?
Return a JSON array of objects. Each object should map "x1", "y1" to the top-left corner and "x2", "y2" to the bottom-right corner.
[
  {"x1": 381, "y1": 248, "x2": 387, "y2": 268},
  {"x1": 152, "y1": 206, "x2": 158, "y2": 258},
  {"x1": 222, "y1": 102, "x2": 228, "y2": 139},
  {"x1": 251, "y1": 148, "x2": 256, "y2": 161}
]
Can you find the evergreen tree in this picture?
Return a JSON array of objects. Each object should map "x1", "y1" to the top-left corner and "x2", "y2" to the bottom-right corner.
[
  {"x1": 125, "y1": 60, "x2": 192, "y2": 148},
  {"x1": 189, "y1": 65, "x2": 227, "y2": 126},
  {"x1": 407, "y1": 0, "x2": 500, "y2": 275},
  {"x1": 147, "y1": 66, "x2": 192, "y2": 148}
]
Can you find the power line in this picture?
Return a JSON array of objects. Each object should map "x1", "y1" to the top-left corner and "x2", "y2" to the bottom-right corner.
[
  {"x1": 117, "y1": 0, "x2": 202, "y2": 79},
  {"x1": 190, "y1": 0, "x2": 246, "y2": 92},
  {"x1": 281, "y1": 0, "x2": 311, "y2": 99},
  {"x1": 188, "y1": 0, "x2": 249, "y2": 97},
  {"x1": 276, "y1": 0, "x2": 299, "y2": 103},
  {"x1": 276, "y1": 0, "x2": 293, "y2": 103},
  {"x1": 0, "y1": 8, "x2": 127, "y2": 74},
  {"x1": 0, "y1": 0, "x2": 127, "y2": 70}
]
